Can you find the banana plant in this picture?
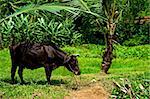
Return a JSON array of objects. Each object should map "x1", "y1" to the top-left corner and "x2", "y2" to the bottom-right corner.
[
  {"x1": 75, "y1": 0, "x2": 127, "y2": 74},
  {"x1": 99, "y1": 0, "x2": 122, "y2": 73},
  {"x1": 0, "y1": 3, "x2": 80, "y2": 23}
]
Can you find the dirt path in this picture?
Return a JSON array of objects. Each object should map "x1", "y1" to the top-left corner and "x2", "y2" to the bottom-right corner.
[{"x1": 64, "y1": 84, "x2": 110, "y2": 99}]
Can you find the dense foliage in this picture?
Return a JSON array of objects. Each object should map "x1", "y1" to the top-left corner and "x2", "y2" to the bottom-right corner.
[
  {"x1": 0, "y1": 14, "x2": 81, "y2": 47},
  {"x1": 0, "y1": 0, "x2": 82, "y2": 48},
  {"x1": 76, "y1": 0, "x2": 149, "y2": 45},
  {"x1": 116, "y1": 0, "x2": 150, "y2": 46},
  {"x1": 0, "y1": 0, "x2": 149, "y2": 48}
]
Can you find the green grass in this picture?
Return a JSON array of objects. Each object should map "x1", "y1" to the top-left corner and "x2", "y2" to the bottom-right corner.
[{"x1": 0, "y1": 45, "x2": 149, "y2": 98}]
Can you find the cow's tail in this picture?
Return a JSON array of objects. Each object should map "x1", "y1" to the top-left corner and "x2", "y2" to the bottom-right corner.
[
  {"x1": 10, "y1": 33, "x2": 16, "y2": 45},
  {"x1": 9, "y1": 37, "x2": 14, "y2": 53},
  {"x1": 9, "y1": 35, "x2": 15, "y2": 50}
]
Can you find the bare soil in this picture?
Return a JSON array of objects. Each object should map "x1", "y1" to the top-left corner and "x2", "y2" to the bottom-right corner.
[{"x1": 64, "y1": 84, "x2": 110, "y2": 99}]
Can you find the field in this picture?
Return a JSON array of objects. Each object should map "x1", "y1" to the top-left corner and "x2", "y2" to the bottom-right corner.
[{"x1": 0, "y1": 44, "x2": 149, "y2": 99}]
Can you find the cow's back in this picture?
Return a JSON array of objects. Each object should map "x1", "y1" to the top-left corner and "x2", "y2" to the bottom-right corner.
[
  {"x1": 24, "y1": 44, "x2": 49, "y2": 64},
  {"x1": 9, "y1": 42, "x2": 65, "y2": 69}
]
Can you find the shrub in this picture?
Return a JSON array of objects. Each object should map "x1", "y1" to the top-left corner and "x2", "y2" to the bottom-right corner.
[{"x1": 0, "y1": 14, "x2": 82, "y2": 48}]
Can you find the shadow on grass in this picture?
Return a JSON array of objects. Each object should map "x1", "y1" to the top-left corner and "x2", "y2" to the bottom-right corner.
[
  {"x1": 0, "y1": 78, "x2": 67, "y2": 86},
  {"x1": 33, "y1": 79, "x2": 67, "y2": 86}
]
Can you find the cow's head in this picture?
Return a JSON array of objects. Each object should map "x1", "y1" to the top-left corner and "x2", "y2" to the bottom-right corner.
[{"x1": 64, "y1": 55, "x2": 81, "y2": 75}]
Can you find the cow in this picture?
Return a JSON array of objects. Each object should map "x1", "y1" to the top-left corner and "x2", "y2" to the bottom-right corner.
[{"x1": 9, "y1": 42, "x2": 81, "y2": 84}]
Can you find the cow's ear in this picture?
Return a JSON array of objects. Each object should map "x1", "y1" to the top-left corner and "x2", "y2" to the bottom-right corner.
[{"x1": 72, "y1": 54, "x2": 80, "y2": 57}]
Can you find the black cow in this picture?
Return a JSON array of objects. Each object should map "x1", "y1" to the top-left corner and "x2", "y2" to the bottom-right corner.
[{"x1": 9, "y1": 42, "x2": 80, "y2": 84}]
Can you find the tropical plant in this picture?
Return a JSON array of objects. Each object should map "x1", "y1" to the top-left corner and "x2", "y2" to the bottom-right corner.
[
  {"x1": 0, "y1": 14, "x2": 81, "y2": 47},
  {"x1": 76, "y1": 0, "x2": 149, "y2": 73},
  {"x1": 74, "y1": 0, "x2": 127, "y2": 73},
  {"x1": 0, "y1": 0, "x2": 84, "y2": 47}
]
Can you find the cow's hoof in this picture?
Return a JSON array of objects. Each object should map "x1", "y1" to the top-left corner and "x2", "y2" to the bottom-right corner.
[
  {"x1": 20, "y1": 81, "x2": 27, "y2": 85},
  {"x1": 72, "y1": 87, "x2": 78, "y2": 90},
  {"x1": 48, "y1": 82, "x2": 51, "y2": 85},
  {"x1": 11, "y1": 80, "x2": 17, "y2": 84},
  {"x1": 20, "y1": 82, "x2": 24, "y2": 85}
]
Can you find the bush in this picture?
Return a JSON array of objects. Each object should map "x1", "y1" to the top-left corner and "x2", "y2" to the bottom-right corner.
[
  {"x1": 0, "y1": 14, "x2": 82, "y2": 48},
  {"x1": 117, "y1": 23, "x2": 149, "y2": 46}
]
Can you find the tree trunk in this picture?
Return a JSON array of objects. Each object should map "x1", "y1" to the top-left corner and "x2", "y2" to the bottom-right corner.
[{"x1": 101, "y1": 33, "x2": 113, "y2": 74}]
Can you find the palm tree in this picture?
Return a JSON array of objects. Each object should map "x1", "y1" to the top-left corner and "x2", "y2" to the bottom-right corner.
[
  {"x1": 101, "y1": 0, "x2": 121, "y2": 74},
  {"x1": 0, "y1": 3, "x2": 80, "y2": 23},
  {"x1": 76, "y1": 0, "x2": 125, "y2": 74}
]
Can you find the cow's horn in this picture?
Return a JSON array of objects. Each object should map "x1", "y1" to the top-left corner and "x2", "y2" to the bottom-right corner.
[{"x1": 72, "y1": 54, "x2": 80, "y2": 57}]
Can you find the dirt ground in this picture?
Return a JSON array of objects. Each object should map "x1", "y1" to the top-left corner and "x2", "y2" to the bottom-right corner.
[{"x1": 64, "y1": 84, "x2": 110, "y2": 99}]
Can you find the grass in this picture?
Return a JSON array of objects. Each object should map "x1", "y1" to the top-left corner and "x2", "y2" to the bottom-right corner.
[{"x1": 0, "y1": 44, "x2": 149, "y2": 98}]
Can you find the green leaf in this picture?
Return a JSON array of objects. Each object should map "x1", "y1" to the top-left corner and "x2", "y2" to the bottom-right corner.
[{"x1": 0, "y1": 4, "x2": 80, "y2": 23}]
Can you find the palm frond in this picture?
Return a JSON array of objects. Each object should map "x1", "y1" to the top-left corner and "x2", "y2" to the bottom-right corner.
[
  {"x1": 77, "y1": 0, "x2": 90, "y2": 11},
  {"x1": 0, "y1": 4, "x2": 80, "y2": 23},
  {"x1": 76, "y1": 0, "x2": 107, "y2": 21}
]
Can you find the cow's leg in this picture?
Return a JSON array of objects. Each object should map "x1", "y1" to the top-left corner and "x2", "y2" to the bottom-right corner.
[
  {"x1": 11, "y1": 65, "x2": 17, "y2": 84},
  {"x1": 18, "y1": 66, "x2": 24, "y2": 84},
  {"x1": 44, "y1": 64, "x2": 52, "y2": 84}
]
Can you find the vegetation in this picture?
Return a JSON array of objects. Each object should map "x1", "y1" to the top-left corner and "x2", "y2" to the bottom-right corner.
[
  {"x1": 0, "y1": 45, "x2": 149, "y2": 98},
  {"x1": 0, "y1": 0, "x2": 149, "y2": 98},
  {"x1": 1, "y1": 0, "x2": 149, "y2": 73},
  {"x1": 0, "y1": 15, "x2": 81, "y2": 47},
  {"x1": 112, "y1": 73, "x2": 149, "y2": 99},
  {"x1": 0, "y1": 0, "x2": 149, "y2": 48}
]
